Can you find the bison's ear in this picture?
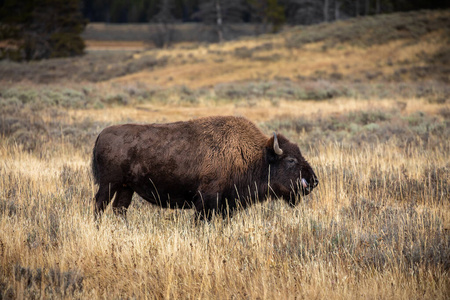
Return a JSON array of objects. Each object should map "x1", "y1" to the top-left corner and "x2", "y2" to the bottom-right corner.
[{"x1": 266, "y1": 132, "x2": 283, "y2": 162}]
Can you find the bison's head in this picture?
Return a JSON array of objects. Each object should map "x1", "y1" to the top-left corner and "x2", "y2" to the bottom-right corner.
[{"x1": 266, "y1": 132, "x2": 318, "y2": 205}]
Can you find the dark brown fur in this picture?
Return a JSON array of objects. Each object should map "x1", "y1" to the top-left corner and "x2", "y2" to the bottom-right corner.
[{"x1": 92, "y1": 116, "x2": 318, "y2": 220}]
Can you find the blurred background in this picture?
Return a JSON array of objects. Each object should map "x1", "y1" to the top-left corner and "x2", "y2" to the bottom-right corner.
[{"x1": 0, "y1": 0, "x2": 447, "y2": 60}]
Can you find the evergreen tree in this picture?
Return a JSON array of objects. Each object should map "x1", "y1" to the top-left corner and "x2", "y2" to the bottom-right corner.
[
  {"x1": 248, "y1": 0, "x2": 286, "y2": 33},
  {"x1": 0, "y1": 0, "x2": 87, "y2": 61}
]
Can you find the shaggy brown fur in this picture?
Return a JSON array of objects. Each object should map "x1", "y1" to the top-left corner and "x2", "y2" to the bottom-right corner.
[{"x1": 92, "y1": 116, "x2": 318, "y2": 220}]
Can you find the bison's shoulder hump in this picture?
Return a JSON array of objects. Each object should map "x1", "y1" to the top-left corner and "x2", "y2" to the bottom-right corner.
[{"x1": 196, "y1": 116, "x2": 265, "y2": 134}]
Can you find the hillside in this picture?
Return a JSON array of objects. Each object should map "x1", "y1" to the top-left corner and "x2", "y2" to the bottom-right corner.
[
  {"x1": 114, "y1": 10, "x2": 449, "y2": 88},
  {"x1": 1, "y1": 10, "x2": 448, "y2": 88}
]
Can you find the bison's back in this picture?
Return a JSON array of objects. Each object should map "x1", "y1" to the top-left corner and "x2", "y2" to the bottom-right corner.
[{"x1": 93, "y1": 122, "x2": 197, "y2": 183}]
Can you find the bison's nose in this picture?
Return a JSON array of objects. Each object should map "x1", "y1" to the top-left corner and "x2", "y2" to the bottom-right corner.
[{"x1": 312, "y1": 178, "x2": 319, "y2": 188}]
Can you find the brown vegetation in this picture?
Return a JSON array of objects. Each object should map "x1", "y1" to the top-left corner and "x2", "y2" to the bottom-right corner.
[{"x1": 0, "y1": 10, "x2": 449, "y2": 299}]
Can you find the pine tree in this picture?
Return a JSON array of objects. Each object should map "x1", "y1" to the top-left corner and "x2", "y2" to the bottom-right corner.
[
  {"x1": 0, "y1": 0, "x2": 87, "y2": 61},
  {"x1": 248, "y1": 0, "x2": 286, "y2": 33}
]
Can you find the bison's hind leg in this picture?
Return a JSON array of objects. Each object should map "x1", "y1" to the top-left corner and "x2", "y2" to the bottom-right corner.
[{"x1": 112, "y1": 185, "x2": 134, "y2": 217}]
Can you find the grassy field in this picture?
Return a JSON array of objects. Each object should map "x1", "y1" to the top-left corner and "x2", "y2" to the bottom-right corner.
[{"x1": 0, "y1": 10, "x2": 449, "y2": 299}]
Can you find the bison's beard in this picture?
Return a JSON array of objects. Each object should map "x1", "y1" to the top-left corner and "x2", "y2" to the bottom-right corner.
[
  {"x1": 270, "y1": 183, "x2": 297, "y2": 206},
  {"x1": 270, "y1": 178, "x2": 315, "y2": 206}
]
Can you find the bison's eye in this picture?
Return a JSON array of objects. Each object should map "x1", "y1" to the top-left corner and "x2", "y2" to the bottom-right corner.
[{"x1": 286, "y1": 157, "x2": 298, "y2": 167}]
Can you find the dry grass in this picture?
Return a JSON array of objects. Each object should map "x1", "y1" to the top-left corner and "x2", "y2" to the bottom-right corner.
[
  {"x1": 84, "y1": 40, "x2": 148, "y2": 51},
  {"x1": 0, "y1": 97, "x2": 449, "y2": 299},
  {"x1": 111, "y1": 36, "x2": 445, "y2": 88},
  {"x1": 1, "y1": 10, "x2": 449, "y2": 299}
]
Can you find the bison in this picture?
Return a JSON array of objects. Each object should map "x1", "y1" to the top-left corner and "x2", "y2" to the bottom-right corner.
[{"x1": 92, "y1": 116, "x2": 318, "y2": 220}]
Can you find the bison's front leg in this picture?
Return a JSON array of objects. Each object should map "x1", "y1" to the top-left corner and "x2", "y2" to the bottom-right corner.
[{"x1": 194, "y1": 192, "x2": 222, "y2": 221}]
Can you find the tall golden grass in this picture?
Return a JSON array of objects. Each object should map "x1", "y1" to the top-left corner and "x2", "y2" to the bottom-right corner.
[
  {"x1": 0, "y1": 97, "x2": 449, "y2": 299},
  {"x1": 1, "y1": 10, "x2": 449, "y2": 298}
]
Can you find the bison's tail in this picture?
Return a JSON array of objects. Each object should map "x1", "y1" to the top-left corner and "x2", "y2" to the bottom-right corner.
[{"x1": 91, "y1": 135, "x2": 100, "y2": 185}]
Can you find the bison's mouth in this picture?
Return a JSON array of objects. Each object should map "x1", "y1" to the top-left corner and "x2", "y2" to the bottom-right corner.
[
  {"x1": 278, "y1": 177, "x2": 319, "y2": 206},
  {"x1": 299, "y1": 177, "x2": 319, "y2": 196}
]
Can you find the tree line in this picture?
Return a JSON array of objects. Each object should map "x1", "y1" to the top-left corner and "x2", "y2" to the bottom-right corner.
[
  {"x1": 0, "y1": 0, "x2": 447, "y2": 61},
  {"x1": 83, "y1": 0, "x2": 447, "y2": 46},
  {"x1": 82, "y1": 0, "x2": 446, "y2": 25}
]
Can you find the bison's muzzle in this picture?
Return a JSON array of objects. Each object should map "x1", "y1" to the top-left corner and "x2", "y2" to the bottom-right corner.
[{"x1": 300, "y1": 177, "x2": 319, "y2": 195}]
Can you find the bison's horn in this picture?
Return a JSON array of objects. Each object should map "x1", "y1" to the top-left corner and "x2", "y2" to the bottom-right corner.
[{"x1": 273, "y1": 132, "x2": 283, "y2": 155}]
